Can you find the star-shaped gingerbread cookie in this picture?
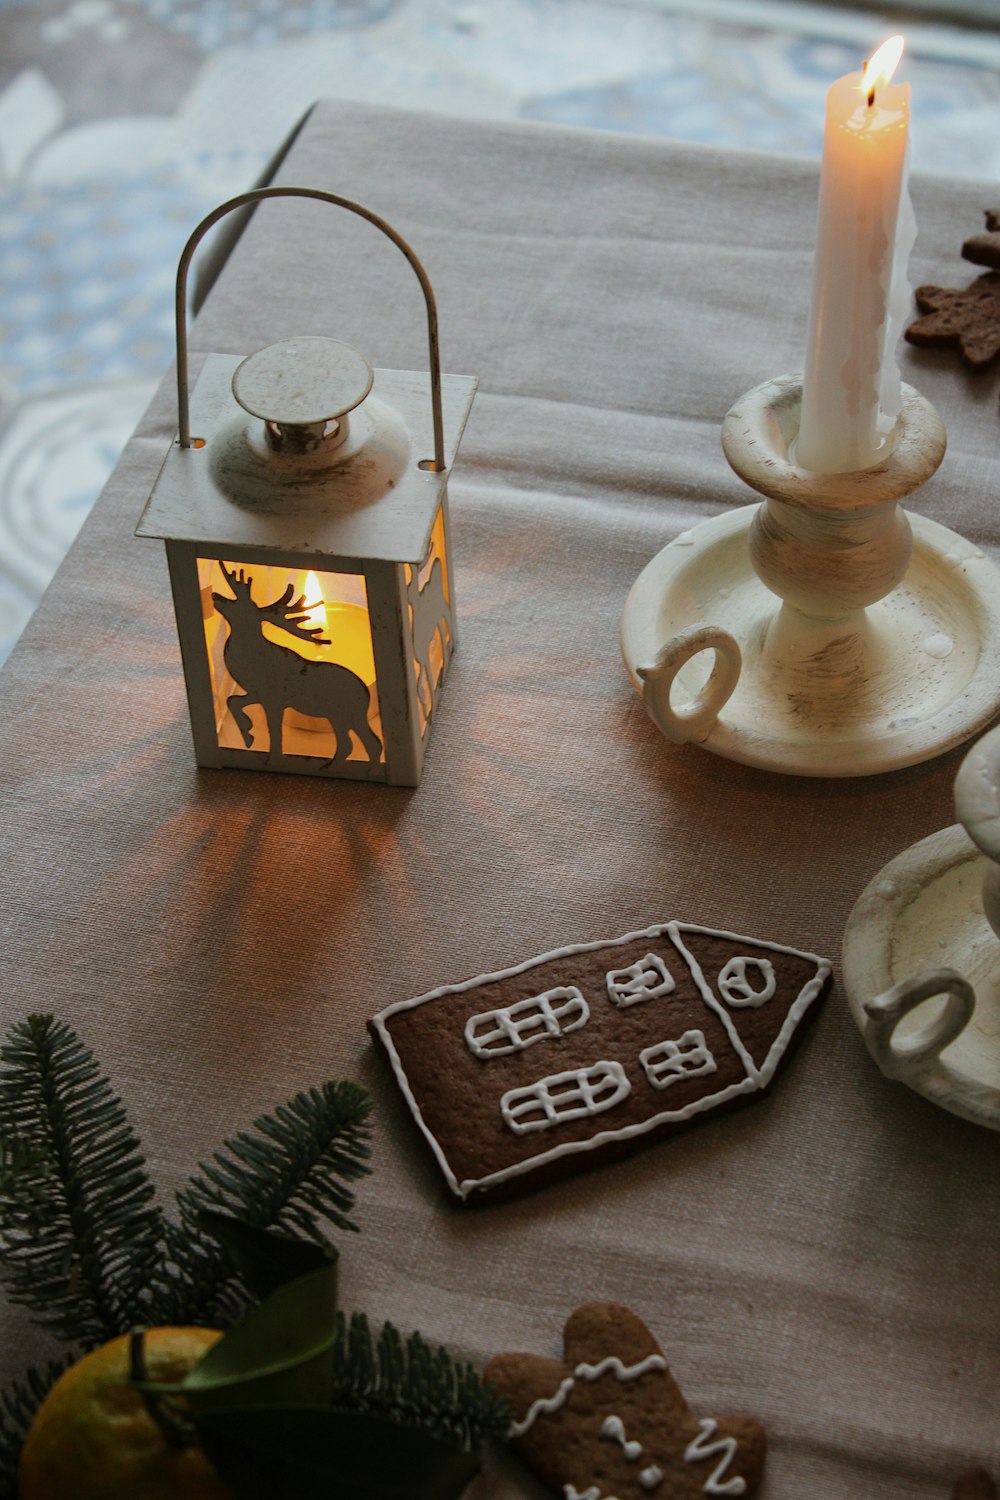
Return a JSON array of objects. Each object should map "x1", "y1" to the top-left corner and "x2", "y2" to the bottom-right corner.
[
  {"x1": 962, "y1": 208, "x2": 1000, "y2": 271},
  {"x1": 485, "y1": 1302, "x2": 766, "y2": 1500},
  {"x1": 904, "y1": 273, "x2": 1000, "y2": 369}
]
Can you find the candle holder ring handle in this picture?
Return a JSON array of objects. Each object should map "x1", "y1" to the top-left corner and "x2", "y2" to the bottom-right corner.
[
  {"x1": 863, "y1": 967, "x2": 975, "y2": 1080},
  {"x1": 637, "y1": 624, "x2": 741, "y2": 746},
  {"x1": 172, "y1": 186, "x2": 446, "y2": 470}
]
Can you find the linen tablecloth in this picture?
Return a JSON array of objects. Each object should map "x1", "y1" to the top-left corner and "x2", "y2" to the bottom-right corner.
[{"x1": 1, "y1": 101, "x2": 998, "y2": 1497}]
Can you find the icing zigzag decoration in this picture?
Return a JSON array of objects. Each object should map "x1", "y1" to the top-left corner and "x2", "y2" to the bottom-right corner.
[
  {"x1": 369, "y1": 920, "x2": 831, "y2": 1205},
  {"x1": 486, "y1": 1302, "x2": 766, "y2": 1500}
]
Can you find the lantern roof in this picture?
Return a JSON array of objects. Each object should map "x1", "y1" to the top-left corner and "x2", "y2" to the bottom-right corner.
[{"x1": 137, "y1": 354, "x2": 477, "y2": 565}]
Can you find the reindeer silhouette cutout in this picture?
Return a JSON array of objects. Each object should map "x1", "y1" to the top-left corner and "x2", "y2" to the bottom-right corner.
[
  {"x1": 212, "y1": 563, "x2": 383, "y2": 766},
  {"x1": 409, "y1": 555, "x2": 452, "y2": 716}
]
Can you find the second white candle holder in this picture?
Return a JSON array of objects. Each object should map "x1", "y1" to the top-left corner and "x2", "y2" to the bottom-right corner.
[
  {"x1": 842, "y1": 721, "x2": 1000, "y2": 1129},
  {"x1": 621, "y1": 374, "x2": 1000, "y2": 776}
]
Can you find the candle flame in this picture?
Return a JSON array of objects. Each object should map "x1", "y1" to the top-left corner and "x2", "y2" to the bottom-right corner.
[
  {"x1": 302, "y1": 571, "x2": 326, "y2": 634},
  {"x1": 862, "y1": 35, "x2": 904, "y2": 98}
]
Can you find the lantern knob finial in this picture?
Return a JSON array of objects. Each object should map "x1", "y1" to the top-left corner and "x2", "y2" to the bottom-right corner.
[{"x1": 232, "y1": 335, "x2": 374, "y2": 455}]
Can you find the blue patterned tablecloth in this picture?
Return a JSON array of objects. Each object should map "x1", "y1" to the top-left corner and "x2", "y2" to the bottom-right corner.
[{"x1": 0, "y1": 0, "x2": 997, "y2": 662}]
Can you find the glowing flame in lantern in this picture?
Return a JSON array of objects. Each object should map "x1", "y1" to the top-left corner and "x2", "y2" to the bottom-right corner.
[
  {"x1": 302, "y1": 572, "x2": 327, "y2": 634},
  {"x1": 862, "y1": 35, "x2": 904, "y2": 100}
]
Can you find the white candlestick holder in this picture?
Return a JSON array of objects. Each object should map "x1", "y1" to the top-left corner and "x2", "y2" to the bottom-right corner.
[
  {"x1": 842, "y1": 722, "x2": 1000, "y2": 1128},
  {"x1": 620, "y1": 374, "x2": 1000, "y2": 776}
]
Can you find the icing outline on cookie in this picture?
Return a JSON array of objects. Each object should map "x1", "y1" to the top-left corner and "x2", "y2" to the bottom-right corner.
[{"x1": 371, "y1": 922, "x2": 831, "y2": 1201}]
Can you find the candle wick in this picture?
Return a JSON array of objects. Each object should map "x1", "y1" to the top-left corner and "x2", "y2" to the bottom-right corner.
[{"x1": 867, "y1": 85, "x2": 876, "y2": 108}]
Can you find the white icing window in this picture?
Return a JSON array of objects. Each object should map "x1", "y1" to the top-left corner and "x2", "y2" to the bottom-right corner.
[
  {"x1": 717, "y1": 956, "x2": 776, "y2": 1008},
  {"x1": 501, "y1": 1061, "x2": 630, "y2": 1134},
  {"x1": 606, "y1": 952, "x2": 675, "y2": 1008},
  {"x1": 639, "y1": 1029, "x2": 717, "y2": 1090},
  {"x1": 465, "y1": 987, "x2": 589, "y2": 1058}
]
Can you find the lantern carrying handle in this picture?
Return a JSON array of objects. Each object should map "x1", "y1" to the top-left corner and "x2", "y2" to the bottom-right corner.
[{"x1": 173, "y1": 186, "x2": 447, "y2": 471}]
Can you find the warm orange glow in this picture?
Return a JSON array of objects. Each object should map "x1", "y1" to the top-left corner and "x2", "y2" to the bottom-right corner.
[
  {"x1": 286, "y1": 569, "x2": 375, "y2": 684},
  {"x1": 292, "y1": 571, "x2": 374, "y2": 682},
  {"x1": 283, "y1": 570, "x2": 378, "y2": 744},
  {"x1": 862, "y1": 35, "x2": 904, "y2": 97},
  {"x1": 199, "y1": 557, "x2": 382, "y2": 761}
]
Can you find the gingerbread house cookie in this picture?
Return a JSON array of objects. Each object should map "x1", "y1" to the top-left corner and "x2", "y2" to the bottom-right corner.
[{"x1": 369, "y1": 921, "x2": 831, "y2": 1204}]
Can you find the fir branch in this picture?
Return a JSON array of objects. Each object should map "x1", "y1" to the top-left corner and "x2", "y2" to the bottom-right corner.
[
  {"x1": 159, "y1": 1082, "x2": 372, "y2": 1325},
  {"x1": 329, "y1": 1313, "x2": 512, "y2": 1452},
  {"x1": 0, "y1": 1015, "x2": 164, "y2": 1346},
  {"x1": 0, "y1": 1357, "x2": 74, "y2": 1500},
  {"x1": 0, "y1": 1136, "x2": 50, "y2": 1239}
]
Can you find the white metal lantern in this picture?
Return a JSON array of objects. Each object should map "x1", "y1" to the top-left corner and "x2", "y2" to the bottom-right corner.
[{"x1": 137, "y1": 187, "x2": 477, "y2": 786}]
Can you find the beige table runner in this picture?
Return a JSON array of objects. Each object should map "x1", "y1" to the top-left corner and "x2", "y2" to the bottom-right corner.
[{"x1": 0, "y1": 100, "x2": 997, "y2": 1497}]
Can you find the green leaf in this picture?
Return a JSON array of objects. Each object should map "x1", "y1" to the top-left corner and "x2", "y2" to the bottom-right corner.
[
  {"x1": 195, "y1": 1405, "x2": 482, "y2": 1500},
  {"x1": 195, "y1": 1210, "x2": 338, "y2": 1301},
  {"x1": 181, "y1": 1265, "x2": 338, "y2": 1411}
]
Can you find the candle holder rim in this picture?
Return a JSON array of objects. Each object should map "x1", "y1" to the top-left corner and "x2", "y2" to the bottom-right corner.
[{"x1": 722, "y1": 372, "x2": 947, "y2": 512}]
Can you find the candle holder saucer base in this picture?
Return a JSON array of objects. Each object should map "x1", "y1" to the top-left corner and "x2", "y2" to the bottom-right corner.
[
  {"x1": 842, "y1": 827, "x2": 1000, "y2": 1129},
  {"x1": 842, "y1": 723, "x2": 1000, "y2": 1127},
  {"x1": 620, "y1": 504, "x2": 1000, "y2": 777}
]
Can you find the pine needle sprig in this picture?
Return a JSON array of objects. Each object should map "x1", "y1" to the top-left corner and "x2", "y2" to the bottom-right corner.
[
  {"x1": 0, "y1": 1014, "x2": 508, "y2": 1484},
  {"x1": 329, "y1": 1313, "x2": 512, "y2": 1451},
  {"x1": 0, "y1": 1015, "x2": 163, "y2": 1347},
  {"x1": 191, "y1": 1084, "x2": 373, "y2": 1238},
  {"x1": 0, "y1": 1357, "x2": 75, "y2": 1500},
  {"x1": 160, "y1": 1081, "x2": 373, "y2": 1325}
]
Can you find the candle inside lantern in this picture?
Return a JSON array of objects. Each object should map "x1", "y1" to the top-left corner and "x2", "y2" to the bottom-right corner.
[
  {"x1": 796, "y1": 36, "x2": 912, "y2": 475},
  {"x1": 279, "y1": 569, "x2": 378, "y2": 740},
  {"x1": 299, "y1": 572, "x2": 330, "y2": 660},
  {"x1": 258, "y1": 569, "x2": 375, "y2": 683}
]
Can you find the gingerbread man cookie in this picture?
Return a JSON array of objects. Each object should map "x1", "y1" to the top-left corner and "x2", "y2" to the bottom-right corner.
[
  {"x1": 953, "y1": 1468, "x2": 997, "y2": 1500},
  {"x1": 485, "y1": 1302, "x2": 766, "y2": 1499}
]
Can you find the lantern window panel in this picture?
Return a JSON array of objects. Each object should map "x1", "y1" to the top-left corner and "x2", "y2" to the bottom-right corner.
[
  {"x1": 405, "y1": 505, "x2": 453, "y2": 735},
  {"x1": 198, "y1": 557, "x2": 384, "y2": 767}
]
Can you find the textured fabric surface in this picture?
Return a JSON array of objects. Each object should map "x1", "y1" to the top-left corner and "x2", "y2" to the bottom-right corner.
[{"x1": 1, "y1": 101, "x2": 998, "y2": 1496}]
